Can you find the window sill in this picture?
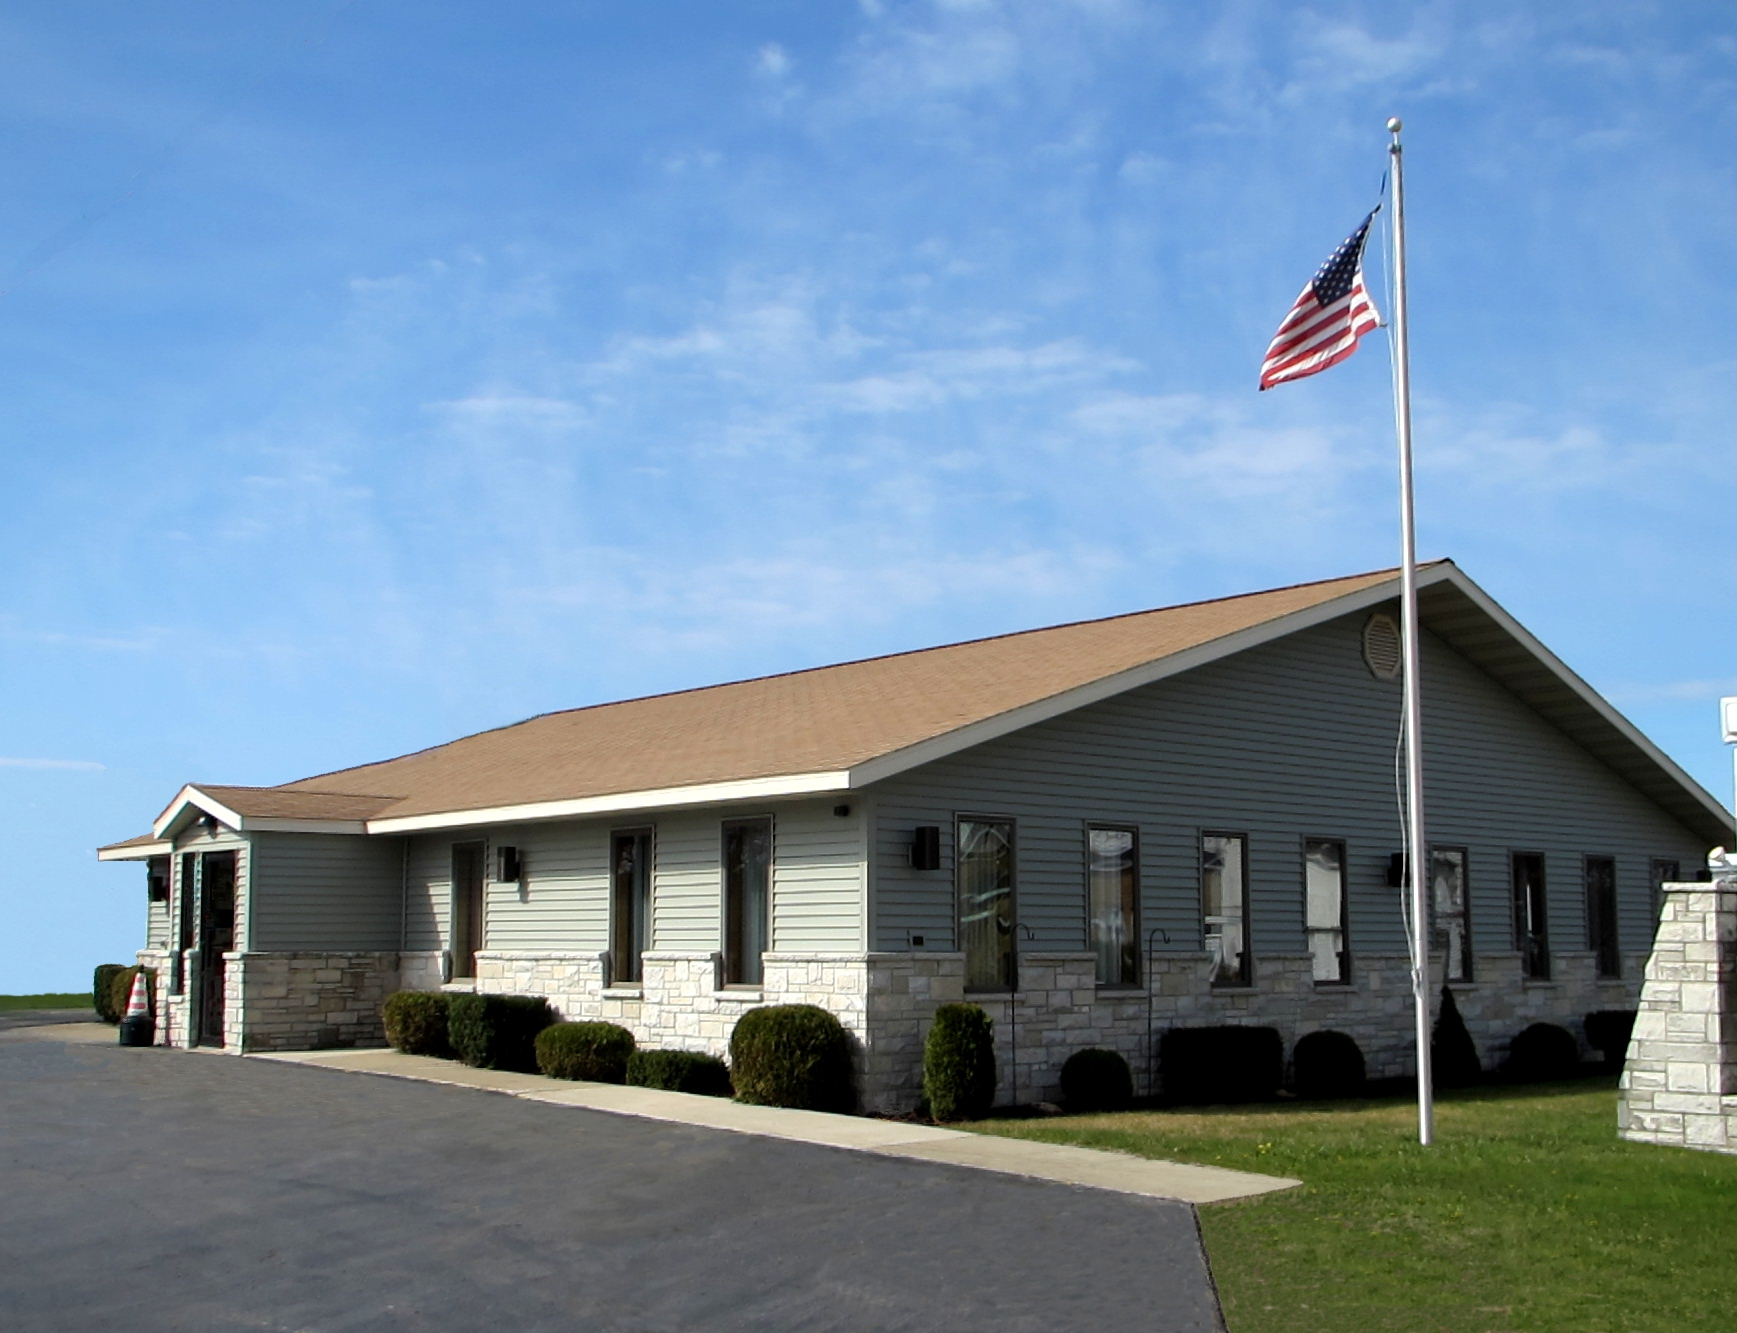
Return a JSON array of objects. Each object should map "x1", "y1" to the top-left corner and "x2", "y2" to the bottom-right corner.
[
  {"x1": 601, "y1": 986, "x2": 643, "y2": 999},
  {"x1": 711, "y1": 988, "x2": 763, "y2": 1002},
  {"x1": 1095, "y1": 983, "x2": 1143, "y2": 994},
  {"x1": 1208, "y1": 985, "x2": 1259, "y2": 995},
  {"x1": 1312, "y1": 981, "x2": 1356, "y2": 991},
  {"x1": 1521, "y1": 979, "x2": 1558, "y2": 988},
  {"x1": 440, "y1": 981, "x2": 476, "y2": 994}
]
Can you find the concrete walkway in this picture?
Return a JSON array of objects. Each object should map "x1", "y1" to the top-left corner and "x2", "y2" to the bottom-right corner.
[{"x1": 253, "y1": 1042, "x2": 1298, "y2": 1205}]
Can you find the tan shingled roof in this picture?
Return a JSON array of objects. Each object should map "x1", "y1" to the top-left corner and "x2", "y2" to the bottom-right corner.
[
  {"x1": 264, "y1": 565, "x2": 1413, "y2": 821},
  {"x1": 186, "y1": 786, "x2": 402, "y2": 822}
]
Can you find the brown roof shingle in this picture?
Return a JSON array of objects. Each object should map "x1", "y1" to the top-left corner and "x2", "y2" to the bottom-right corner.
[{"x1": 267, "y1": 565, "x2": 1413, "y2": 821}]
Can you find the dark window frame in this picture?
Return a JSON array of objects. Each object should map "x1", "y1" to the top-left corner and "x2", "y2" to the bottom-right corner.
[
  {"x1": 178, "y1": 851, "x2": 197, "y2": 952},
  {"x1": 1585, "y1": 854, "x2": 1620, "y2": 979},
  {"x1": 1201, "y1": 829, "x2": 1253, "y2": 989},
  {"x1": 1511, "y1": 851, "x2": 1550, "y2": 981},
  {"x1": 1302, "y1": 836, "x2": 1351, "y2": 986},
  {"x1": 721, "y1": 816, "x2": 774, "y2": 988},
  {"x1": 609, "y1": 827, "x2": 654, "y2": 986},
  {"x1": 956, "y1": 814, "x2": 1018, "y2": 993},
  {"x1": 1085, "y1": 822, "x2": 1140, "y2": 988},
  {"x1": 1430, "y1": 845, "x2": 1474, "y2": 983}
]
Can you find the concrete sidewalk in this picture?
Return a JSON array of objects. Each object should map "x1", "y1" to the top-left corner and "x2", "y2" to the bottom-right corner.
[{"x1": 256, "y1": 1043, "x2": 1298, "y2": 1204}]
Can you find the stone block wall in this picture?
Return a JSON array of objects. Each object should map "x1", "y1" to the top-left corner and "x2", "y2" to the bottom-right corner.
[
  {"x1": 230, "y1": 952, "x2": 401, "y2": 1053},
  {"x1": 462, "y1": 941, "x2": 1643, "y2": 1113},
  {"x1": 1618, "y1": 881, "x2": 1737, "y2": 1154},
  {"x1": 134, "y1": 947, "x2": 189, "y2": 1048}
]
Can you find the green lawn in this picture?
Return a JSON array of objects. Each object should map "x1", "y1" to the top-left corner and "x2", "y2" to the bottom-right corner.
[
  {"x1": 0, "y1": 993, "x2": 93, "y2": 1012},
  {"x1": 963, "y1": 1081, "x2": 1737, "y2": 1333}
]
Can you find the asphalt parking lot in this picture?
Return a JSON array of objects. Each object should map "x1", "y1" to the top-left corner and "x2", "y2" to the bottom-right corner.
[{"x1": 0, "y1": 1031, "x2": 1225, "y2": 1332}]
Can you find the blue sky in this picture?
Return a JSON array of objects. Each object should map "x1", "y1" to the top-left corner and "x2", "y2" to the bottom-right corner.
[{"x1": 4, "y1": 1, "x2": 1734, "y2": 992}]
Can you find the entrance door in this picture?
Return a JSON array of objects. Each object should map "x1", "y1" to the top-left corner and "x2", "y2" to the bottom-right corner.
[
  {"x1": 197, "y1": 851, "x2": 237, "y2": 1046},
  {"x1": 451, "y1": 842, "x2": 486, "y2": 979}
]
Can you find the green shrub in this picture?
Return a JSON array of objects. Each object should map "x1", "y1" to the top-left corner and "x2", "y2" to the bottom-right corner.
[
  {"x1": 729, "y1": 1004, "x2": 854, "y2": 1112},
  {"x1": 1159, "y1": 1025, "x2": 1283, "y2": 1104},
  {"x1": 1432, "y1": 986, "x2": 1483, "y2": 1088},
  {"x1": 923, "y1": 1003, "x2": 996, "y2": 1122},
  {"x1": 1290, "y1": 1030, "x2": 1367, "y2": 1099},
  {"x1": 1505, "y1": 1022, "x2": 1581, "y2": 1083},
  {"x1": 109, "y1": 965, "x2": 155, "y2": 1021},
  {"x1": 536, "y1": 1021, "x2": 636, "y2": 1082},
  {"x1": 93, "y1": 964, "x2": 128, "y2": 1024},
  {"x1": 1584, "y1": 1009, "x2": 1638, "y2": 1071},
  {"x1": 1060, "y1": 1047, "x2": 1134, "y2": 1112},
  {"x1": 382, "y1": 991, "x2": 452, "y2": 1057},
  {"x1": 446, "y1": 994, "x2": 554, "y2": 1071},
  {"x1": 627, "y1": 1049, "x2": 733, "y2": 1097}
]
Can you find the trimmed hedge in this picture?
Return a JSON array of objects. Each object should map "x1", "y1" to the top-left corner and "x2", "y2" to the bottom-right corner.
[
  {"x1": 1159, "y1": 1026, "x2": 1283, "y2": 1105},
  {"x1": 1505, "y1": 1022, "x2": 1581, "y2": 1083},
  {"x1": 93, "y1": 964, "x2": 129, "y2": 1024},
  {"x1": 627, "y1": 1049, "x2": 733, "y2": 1097},
  {"x1": 1291, "y1": 1030, "x2": 1367, "y2": 1100},
  {"x1": 109, "y1": 965, "x2": 155, "y2": 1021},
  {"x1": 729, "y1": 1004, "x2": 855, "y2": 1112},
  {"x1": 1585, "y1": 1009, "x2": 1638, "y2": 1071},
  {"x1": 536, "y1": 1021, "x2": 636, "y2": 1083},
  {"x1": 1060, "y1": 1048, "x2": 1134, "y2": 1113},
  {"x1": 447, "y1": 994, "x2": 554, "y2": 1071},
  {"x1": 382, "y1": 991, "x2": 452, "y2": 1057},
  {"x1": 1432, "y1": 985, "x2": 1483, "y2": 1088},
  {"x1": 924, "y1": 1003, "x2": 996, "y2": 1122}
]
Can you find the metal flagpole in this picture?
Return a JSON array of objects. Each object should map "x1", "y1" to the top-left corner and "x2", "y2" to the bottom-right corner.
[{"x1": 1387, "y1": 116, "x2": 1434, "y2": 1147}]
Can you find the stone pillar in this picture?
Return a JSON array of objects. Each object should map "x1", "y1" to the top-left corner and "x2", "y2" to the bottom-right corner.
[{"x1": 1617, "y1": 874, "x2": 1737, "y2": 1153}]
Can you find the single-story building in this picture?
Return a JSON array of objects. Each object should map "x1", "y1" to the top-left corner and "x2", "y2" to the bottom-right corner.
[{"x1": 100, "y1": 561, "x2": 1727, "y2": 1111}]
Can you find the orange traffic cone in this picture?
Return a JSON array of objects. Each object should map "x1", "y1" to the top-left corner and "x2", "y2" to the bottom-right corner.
[{"x1": 118, "y1": 971, "x2": 154, "y2": 1047}]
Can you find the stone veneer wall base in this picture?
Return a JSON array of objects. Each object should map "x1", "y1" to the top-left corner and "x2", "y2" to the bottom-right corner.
[{"x1": 1618, "y1": 879, "x2": 1737, "y2": 1154}]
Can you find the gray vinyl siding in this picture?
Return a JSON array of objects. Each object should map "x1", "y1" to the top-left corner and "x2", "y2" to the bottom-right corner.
[
  {"x1": 773, "y1": 800, "x2": 866, "y2": 951},
  {"x1": 248, "y1": 833, "x2": 403, "y2": 952},
  {"x1": 144, "y1": 859, "x2": 171, "y2": 948},
  {"x1": 651, "y1": 811, "x2": 725, "y2": 952},
  {"x1": 870, "y1": 608, "x2": 1708, "y2": 967},
  {"x1": 481, "y1": 822, "x2": 609, "y2": 953},
  {"x1": 403, "y1": 834, "x2": 451, "y2": 952}
]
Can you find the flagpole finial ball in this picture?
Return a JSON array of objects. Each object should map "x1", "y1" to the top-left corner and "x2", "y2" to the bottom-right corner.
[{"x1": 1386, "y1": 117, "x2": 1403, "y2": 133}]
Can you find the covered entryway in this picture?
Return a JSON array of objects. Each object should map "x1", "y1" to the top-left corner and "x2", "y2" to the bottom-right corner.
[{"x1": 196, "y1": 850, "x2": 237, "y2": 1046}]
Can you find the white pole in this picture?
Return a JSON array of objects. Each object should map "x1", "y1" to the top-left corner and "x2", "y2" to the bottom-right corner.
[{"x1": 1388, "y1": 116, "x2": 1434, "y2": 1147}]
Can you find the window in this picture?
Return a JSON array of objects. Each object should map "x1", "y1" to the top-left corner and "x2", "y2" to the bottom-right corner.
[
  {"x1": 1304, "y1": 839, "x2": 1349, "y2": 984},
  {"x1": 146, "y1": 857, "x2": 169, "y2": 903},
  {"x1": 1586, "y1": 855, "x2": 1620, "y2": 979},
  {"x1": 1087, "y1": 826, "x2": 1139, "y2": 986},
  {"x1": 722, "y1": 818, "x2": 772, "y2": 986},
  {"x1": 958, "y1": 818, "x2": 1015, "y2": 991},
  {"x1": 610, "y1": 829, "x2": 652, "y2": 985},
  {"x1": 1431, "y1": 847, "x2": 1472, "y2": 983},
  {"x1": 1512, "y1": 852, "x2": 1549, "y2": 980},
  {"x1": 1202, "y1": 832, "x2": 1250, "y2": 987},
  {"x1": 1650, "y1": 859, "x2": 1680, "y2": 922}
]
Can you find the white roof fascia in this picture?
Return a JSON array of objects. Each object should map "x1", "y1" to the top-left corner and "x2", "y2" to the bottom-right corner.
[
  {"x1": 152, "y1": 785, "x2": 245, "y2": 840},
  {"x1": 845, "y1": 570, "x2": 1441, "y2": 789},
  {"x1": 364, "y1": 770, "x2": 854, "y2": 835},
  {"x1": 1439, "y1": 569, "x2": 1732, "y2": 829},
  {"x1": 97, "y1": 840, "x2": 172, "y2": 862}
]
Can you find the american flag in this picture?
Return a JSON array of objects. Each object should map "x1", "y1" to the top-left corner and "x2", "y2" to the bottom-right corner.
[{"x1": 1259, "y1": 211, "x2": 1382, "y2": 390}]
